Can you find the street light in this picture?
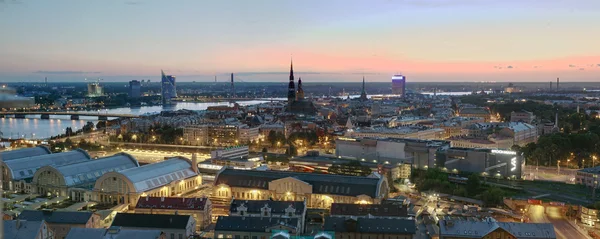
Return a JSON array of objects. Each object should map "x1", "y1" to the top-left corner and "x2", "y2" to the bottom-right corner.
[{"x1": 557, "y1": 160, "x2": 561, "y2": 174}]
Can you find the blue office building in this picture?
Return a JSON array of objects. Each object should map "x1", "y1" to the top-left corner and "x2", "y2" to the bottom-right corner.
[{"x1": 161, "y1": 70, "x2": 177, "y2": 104}]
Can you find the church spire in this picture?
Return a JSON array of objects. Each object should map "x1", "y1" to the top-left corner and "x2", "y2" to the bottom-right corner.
[
  {"x1": 287, "y1": 58, "x2": 296, "y2": 105},
  {"x1": 289, "y1": 58, "x2": 294, "y2": 82},
  {"x1": 359, "y1": 76, "x2": 367, "y2": 101}
]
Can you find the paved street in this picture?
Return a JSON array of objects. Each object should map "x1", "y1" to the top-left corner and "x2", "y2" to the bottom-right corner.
[
  {"x1": 523, "y1": 165, "x2": 577, "y2": 183},
  {"x1": 528, "y1": 205, "x2": 589, "y2": 239}
]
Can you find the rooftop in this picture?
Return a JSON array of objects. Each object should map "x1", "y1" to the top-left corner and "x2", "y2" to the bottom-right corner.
[
  {"x1": 323, "y1": 217, "x2": 416, "y2": 234},
  {"x1": 42, "y1": 153, "x2": 139, "y2": 187},
  {"x1": 215, "y1": 216, "x2": 299, "y2": 232},
  {"x1": 111, "y1": 213, "x2": 192, "y2": 229},
  {"x1": 115, "y1": 157, "x2": 197, "y2": 193},
  {"x1": 4, "y1": 220, "x2": 45, "y2": 239},
  {"x1": 330, "y1": 203, "x2": 408, "y2": 217},
  {"x1": 66, "y1": 227, "x2": 164, "y2": 239},
  {"x1": 0, "y1": 146, "x2": 51, "y2": 161},
  {"x1": 2, "y1": 149, "x2": 91, "y2": 180},
  {"x1": 136, "y1": 196, "x2": 209, "y2": 211},
  {"x1": 439, "y1": 220, "x2": 556, "y2": 239},
  {"x1": 215, "y1": 168, "x2": 383, "y2": 198},
  {"x1": 18, "y1": 210, "x2": 94, "y2": 224},
  {"x1": 230, "y1": 200, "x2": 305, "y2": 214}
]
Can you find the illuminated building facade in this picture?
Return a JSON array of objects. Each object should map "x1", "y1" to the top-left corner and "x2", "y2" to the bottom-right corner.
[
  {"x1": 439, "y1": 148, "x2": 524, "y2": 179},
  {"x1": 214, "y1": 168, "x2": 388, "y2": 209}
]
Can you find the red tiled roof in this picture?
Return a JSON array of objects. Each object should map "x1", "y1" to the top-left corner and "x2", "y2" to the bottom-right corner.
[{"x1": 135, "y1": 197, "x2": 209, "y2": 210}]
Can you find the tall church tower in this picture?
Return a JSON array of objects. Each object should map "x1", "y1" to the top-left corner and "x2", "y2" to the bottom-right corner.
[
  {"x1": 359, "y1": 76, "x2": 367, "y2": 101},
  {"x1": 296, "y1": 77, "x2": 305, "y2": 100},
  {"x1": 287, "y1": 59, "x2": 296, "y2": 107}
]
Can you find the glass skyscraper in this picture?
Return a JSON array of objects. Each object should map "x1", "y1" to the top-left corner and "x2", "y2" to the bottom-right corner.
[
  {"x1": 391, "y1": 75, "x2": 406, "y2": 97},
  {"x1": 161, "y1": 70, "x2": 177, "y2": 104}
]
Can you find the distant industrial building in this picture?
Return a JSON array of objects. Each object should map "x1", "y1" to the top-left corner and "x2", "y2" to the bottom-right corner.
[
  {"x1": 391, "y1": 75, "x2": 406, "y2": 97},
  {"x1": 0, "y1": 87, "x2": 35, "y2": 109},
  {"x1": 161, "y1": 70, "x2": 177, "y2": 105},
  {"x1": 129, "y1": 80, "x2": 142, "y2": 98},
  {"x1": 335, "y1": 137, "x2": 450, "y2": 169},
  {"x1": 87, "y1": 81, "x2": 104, "y2": 97},
  {"x1": 439, "y1": 148, "x2": 524, "y2": 179}
]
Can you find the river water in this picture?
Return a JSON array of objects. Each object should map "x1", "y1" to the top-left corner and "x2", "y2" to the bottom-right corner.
[
  {"x1": 0, "y1": 101, "x2": 269, "y2": 140},
  {"x1": 1, "y1": 91, "x2": 481, "y2": 140}
]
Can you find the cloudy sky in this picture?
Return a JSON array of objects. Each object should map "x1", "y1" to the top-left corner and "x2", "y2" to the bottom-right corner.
[{"x1": 1, "y1": 0, "x2": 599, "y2": 82}]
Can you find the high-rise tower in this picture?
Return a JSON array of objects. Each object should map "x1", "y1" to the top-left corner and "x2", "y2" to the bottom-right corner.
[
  {"x1": 359, "y1": 76, "x2": 367, "y2": 101},
  {"x1": 231, "y1": 73, "x2": 235, "y2": 98},
  {"x1": 556, "y1": 77, "x2": 560, "y2": 91},
  {"x1": 287, "y1": 59, "x2": 296, "y2": 106},
  {"x1": 161, "y1": 70, "x2": 177, "y2": 105}
]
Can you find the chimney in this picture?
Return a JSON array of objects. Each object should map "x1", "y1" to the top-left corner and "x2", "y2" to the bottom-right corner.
[
  {"x1": 146, "y1": 196, "x2": 149, "y2": 201},
  {"x1": 191, "y1": 153, "x2": 199, "y2": 174}
]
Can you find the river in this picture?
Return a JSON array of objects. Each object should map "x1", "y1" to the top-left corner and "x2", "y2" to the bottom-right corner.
[{"x1": 0, "y1": 100, "x2": 269, "y2": 140}]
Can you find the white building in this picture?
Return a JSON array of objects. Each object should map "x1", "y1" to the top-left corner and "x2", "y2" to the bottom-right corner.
[
  {"x1": 31, "y1": 153, "x2": 140, "y2": 200},
  {"x1": 1, "y1": 149, "x2": 91, "y2": 192},
  {"x1": 93, "y1": 157, "x2": 201, "y2": 207},
  {"x1": 346, "y1": 127, "x2": 445, "y2": 140}
]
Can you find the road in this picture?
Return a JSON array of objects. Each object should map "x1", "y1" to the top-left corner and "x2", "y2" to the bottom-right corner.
[
  {"x1": 523, "y1": 165, "x2": 576, "y2": 183},
  {"x1": 528, "y1": 205, "x2": 589, "y2": 239}
]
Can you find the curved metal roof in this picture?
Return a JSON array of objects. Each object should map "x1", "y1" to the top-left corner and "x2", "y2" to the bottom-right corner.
[
  {"x1": 53, "y1": 153, "x2": 140, "y2": 187},
  {"x1": 3, "y1": 149, "x2": 91, "y2": 181},
  {"x1": 0, "y1": 146, "x2": 51, "y2": 161},
  {"x1": 118, "y1": 157, "x2": 197, "y2": 193}
]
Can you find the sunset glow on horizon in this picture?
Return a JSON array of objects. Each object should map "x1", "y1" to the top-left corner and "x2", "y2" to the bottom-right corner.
[{"x1": 1, "y1": 0, "x2": 600, "y2": 82}]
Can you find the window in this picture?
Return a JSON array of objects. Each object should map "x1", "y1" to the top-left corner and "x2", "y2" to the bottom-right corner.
[
  {"x1": 235, "y1": 236, "x2": 241, "y2": 239},
  {"x1": 226, "y1": 235, "x2": 233, "y2": 239},
  {"x1": 252, "y1": 236, "x2": 257, "y2": 239},
  {"x1": 170, "y1": 233, "x2": 174, "y2": 239},
  {"x1": 218, "y1": 235, "x2": 224, "y2": 239},
  {"x1": 244, "y1": 236, "x2": 249, "y2": 239},
  {"x1": 179, "y1": 235, "x2": 183, "y2": 239}
]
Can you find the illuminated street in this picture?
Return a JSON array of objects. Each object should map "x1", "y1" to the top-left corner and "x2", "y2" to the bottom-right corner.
[{"x1": 528, "y1": 205, "x2": 589, "y2": 239}]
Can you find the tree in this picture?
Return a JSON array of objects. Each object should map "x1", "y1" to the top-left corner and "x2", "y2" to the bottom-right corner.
[
  {"x1": 466, "y1": 174, "x2": 481, "y2": 197},
  {"x1": 267, "y1": 131, "x2": 277, "y2": 146},
  {"x1": 262, "y1": 147, "x2": 268, "y2": 153},
  {"x1": 96, "y1": 121, "x2": 107, "y2": 129},
  {"x1": 83, "y1": 121, "x2": 95, "y2": 133},
  {"x1": 480, "y1": 187, "x2": 506, "y2": 207}
]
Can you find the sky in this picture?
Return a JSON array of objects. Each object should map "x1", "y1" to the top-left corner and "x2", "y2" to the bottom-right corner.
[{"x1": 1, "y1": 0, "x2": 600, "y2": 82}]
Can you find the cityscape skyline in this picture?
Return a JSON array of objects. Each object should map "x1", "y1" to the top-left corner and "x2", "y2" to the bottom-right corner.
[{"x1": 1, "y1": 0, "x2": 600, "y2": 82}]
